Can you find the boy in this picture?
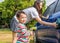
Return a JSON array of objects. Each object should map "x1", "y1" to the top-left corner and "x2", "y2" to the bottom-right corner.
[{"x1": 13, "y1": 10, "x2": 30, "y2": 43}]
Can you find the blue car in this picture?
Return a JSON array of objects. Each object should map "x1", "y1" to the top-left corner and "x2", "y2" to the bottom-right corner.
[{"x1": 35, "y1": 0, "x2": 60, "y2": 43}]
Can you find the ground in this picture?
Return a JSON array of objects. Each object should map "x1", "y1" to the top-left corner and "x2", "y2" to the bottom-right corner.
[{"x1": 0, "y1": 29, "x2": 12, "y2": 43}]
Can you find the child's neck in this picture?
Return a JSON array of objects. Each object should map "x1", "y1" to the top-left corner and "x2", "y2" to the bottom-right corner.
[{"x1": 19, "y1": 22, "x2": 24, "y2": 25}]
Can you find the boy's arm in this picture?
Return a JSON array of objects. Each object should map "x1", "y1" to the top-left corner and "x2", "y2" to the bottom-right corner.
[
  {"x1": 12, "y1": 32, "x2": 17, "y2": 43},
  {"x1": 12, "y1": 26, "x2": 18, "y2": 43}
]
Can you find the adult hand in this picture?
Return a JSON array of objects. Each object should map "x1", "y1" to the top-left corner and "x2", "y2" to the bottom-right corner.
[{"x1": 52, "y1": 22, "x2": 58, "y2": 28}]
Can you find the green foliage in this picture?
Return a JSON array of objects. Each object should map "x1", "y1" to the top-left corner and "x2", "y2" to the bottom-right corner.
[
  {"x1": 0, "y1": 0, "x2": 34, "y2": 28},
  {"x1": 42, "y1": 0, "x2": 46, "y2": 14}
]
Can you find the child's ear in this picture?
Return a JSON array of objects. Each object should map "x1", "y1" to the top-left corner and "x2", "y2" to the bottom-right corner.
[{"x1": 17, "y1": 17, "x2": 19, "y2": 20}]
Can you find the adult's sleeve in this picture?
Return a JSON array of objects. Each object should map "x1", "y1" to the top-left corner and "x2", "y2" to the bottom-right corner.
[{"x1": 30, "y1": 8, "x2": 40, "y2": 19}]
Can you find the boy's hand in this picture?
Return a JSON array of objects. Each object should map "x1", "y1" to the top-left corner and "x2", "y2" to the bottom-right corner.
[{"x1": 30, "y1": 27, "x2": 37, "y2": 31}]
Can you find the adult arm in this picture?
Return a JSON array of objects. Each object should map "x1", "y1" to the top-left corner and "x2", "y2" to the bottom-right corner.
[
  {"x1": 35, "y1": 17, "x2": 57, "y2": 28},
  {"x1": 41, "y1": 15, "x2": 49, "y2": 19},
  {"x1": 31, "y1": 8, "x2": 57, "y2": 28}
]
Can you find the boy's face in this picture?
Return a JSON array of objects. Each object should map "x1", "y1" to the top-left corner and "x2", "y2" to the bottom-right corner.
[{"x1": 17, "y1": 13, "x2": 27, "y2": 24}]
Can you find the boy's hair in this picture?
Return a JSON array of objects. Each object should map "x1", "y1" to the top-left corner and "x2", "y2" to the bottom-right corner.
[{"x1": 16, "y1": 10, "x2": 26, "y2": 18}]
